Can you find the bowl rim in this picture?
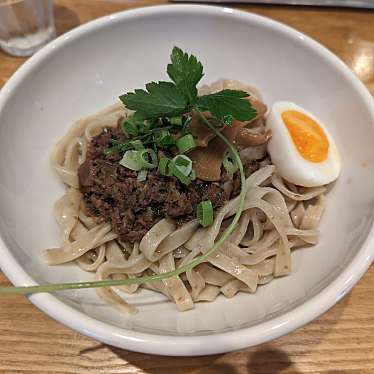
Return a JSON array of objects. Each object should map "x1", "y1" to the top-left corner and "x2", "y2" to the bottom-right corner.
[{"x1": 0, "y1": 4, "x2": 374, "y2": 356}]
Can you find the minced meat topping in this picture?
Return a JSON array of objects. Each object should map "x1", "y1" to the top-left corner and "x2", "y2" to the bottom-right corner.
[{"x1": 78, "y1": 127, "x2": 263, "y2": 243}]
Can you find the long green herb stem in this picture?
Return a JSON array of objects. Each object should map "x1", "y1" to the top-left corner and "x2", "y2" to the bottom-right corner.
[{"x1": 0, "y1": 109, "x2": 246, "y2": 296}]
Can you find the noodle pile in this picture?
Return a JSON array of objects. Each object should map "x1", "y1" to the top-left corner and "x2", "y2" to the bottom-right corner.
[{"x1": 44, "y1": 80, "x2": 326, "y2": 314}]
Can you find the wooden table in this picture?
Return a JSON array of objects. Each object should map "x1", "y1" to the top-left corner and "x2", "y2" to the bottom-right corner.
[{"x1": 1, "y1": 1, "x2": 374, "y2": 373}]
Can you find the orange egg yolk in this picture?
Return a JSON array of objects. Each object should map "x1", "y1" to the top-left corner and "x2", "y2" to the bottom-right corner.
[{"x1": 281, "y1": 110, "x2": 329, "y2": 163}]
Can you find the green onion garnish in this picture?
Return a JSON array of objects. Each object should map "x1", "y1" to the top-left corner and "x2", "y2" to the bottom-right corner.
[
  {"x1": 169, "y1": 162, "x2": 192, "y2": 186},
  {"x1": 176, "y1": 134, "x2": 196, "y2": 154},
  {"x1": 158, "y1": 156, "x2": 171, "y2": 175},
  {"x1": 159, "y1": 155, "x2": 194, "y2": 184},
  {"x1": 172, "y1": 155, "x2": 192, "y2": 176},
  {"x1": 136, "y1": 149, "x2": 158, "y2": 169},
  {"x1": 166, "y1": 155, "x2": 195, "y2": 185},
  {"x1": 120, "y1": 149, "x2": 158, "y2": 171},
  {"x1": 119, "y1": 150, "x2": 143, "y2": 171},
  {"x1": 197, "y1": 200, "x2": 214, "y2": 227},
  {"x1": 137, "y1": 170, "x2": 148, "y2": 182}
]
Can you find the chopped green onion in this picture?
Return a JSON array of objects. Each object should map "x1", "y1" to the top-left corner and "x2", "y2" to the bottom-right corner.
[
  {"x1": 223, "y1": 152, "x2": 238, "y2": 177},
  {"x1": 158, "y1": 156, "x2": 171, "y2": 175},
  {"x1": 159, "y1": 155, "x2": 195, "y2": 184},
  {"x1": 170, "y1": 116, "x2": 183, "y2": 126},
  {"x1": 169, "y1": 162, "x2": 192, "y2": 185},
  {"x1": 197, "y1": 200, "x2": 214, "y2": 227},
  {"x1": 172, "y1": 155, "x2": 192, "y2": 176},
  {"x1": 166, "y1": 167, "x2": 173, "y2": 177},
  {"x1": 136, "y1": 149, "x2": 158, "y2": 169},
  {"x1": 119, "y1": 150, "x2": 143, "y2": 171},
  {"x1": 176, "y1": 134, "x2": 196, "y2": 154},
  {"x1": 154, "y1": 129, "x2": 175, "y2": 148},
  {"x1": 137, "y1": 170, "x2": 148, "y2": 182},
  {"x1": 130, "y1": 139, "x2": 144, "y2": 150},
  {"x1": 120, "y1": 149, "x2": 157, "y2": 171}
]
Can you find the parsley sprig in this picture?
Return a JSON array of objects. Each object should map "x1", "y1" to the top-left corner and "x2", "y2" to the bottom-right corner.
[
  {"x1": 197, "y1": 89, "x2": 257, "y2": 123},
  {"x1": 119, "y1": 46, "x2": 256, "y2": 124},
  {"x1": 0, "y1": 48, "x2": 254, "y2": 297},
  {"x1": 106, "y1": 46, "x2": 257, "y2": 185},
  {"x1": 120, "y1": 81, "x2": 187, "y2": 119},
  {"x1": 167, "y1": 46, "x2": 203, "y2": 104}
]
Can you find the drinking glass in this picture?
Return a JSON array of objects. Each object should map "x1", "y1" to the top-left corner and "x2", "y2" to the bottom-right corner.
[{"x1": 0, "y1": 0, "x2": 55, "y2": 57}]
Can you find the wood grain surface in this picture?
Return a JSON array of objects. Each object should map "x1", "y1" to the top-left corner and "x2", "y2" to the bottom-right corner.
[{"x1": 1, "y1": 1, "x2": 374, "y2": 373}]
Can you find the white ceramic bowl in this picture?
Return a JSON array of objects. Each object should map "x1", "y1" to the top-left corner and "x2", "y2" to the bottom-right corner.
[{"x1": 0, "y1": 4, "x2": 374, "y2": 356}]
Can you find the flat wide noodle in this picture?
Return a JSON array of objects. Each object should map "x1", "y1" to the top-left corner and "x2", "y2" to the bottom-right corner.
[
  {"x1": 45, "y1": 81, "x2": 328, "y2": 314},
  {"x1": 155, "y1": 219, "x2": 199, "y2": 261},
  {"x1": 158, "y1": 253, "x2": 194, "y2": 311},
  {"x1": 140, "y1": 219, "x2": 176, "y2": 262}
]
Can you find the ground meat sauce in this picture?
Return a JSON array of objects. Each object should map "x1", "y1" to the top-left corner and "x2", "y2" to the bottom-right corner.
[{"x1": 78, "y1": 127, "x2": 263, "y2": 243}]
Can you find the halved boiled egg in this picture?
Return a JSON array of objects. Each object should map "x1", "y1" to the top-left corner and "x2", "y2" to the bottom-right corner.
[{"x1": 266, "y1": 101, "x2": 341, "y2": 187}]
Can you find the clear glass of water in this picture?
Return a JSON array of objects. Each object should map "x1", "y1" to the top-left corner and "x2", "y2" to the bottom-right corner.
[{"x1": 0, "y1": 0, "x2": 55, "y2": 57}]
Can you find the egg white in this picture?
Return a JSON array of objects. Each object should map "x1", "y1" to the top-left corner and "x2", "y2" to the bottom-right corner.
[{"x1": 265, "y1": 101, "x2": 341, "y2": 187}]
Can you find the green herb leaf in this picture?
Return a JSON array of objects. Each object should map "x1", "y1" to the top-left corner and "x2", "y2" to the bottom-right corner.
[
  {"x1": 167, "y1": 46, "x2": 204, "y2": 104},
  {"x1": 119, "y1": 81, "x2": 187, "y2": 119},
  {"x1": 197, "y1": 89, "x2": 257, "y2": 122}
]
